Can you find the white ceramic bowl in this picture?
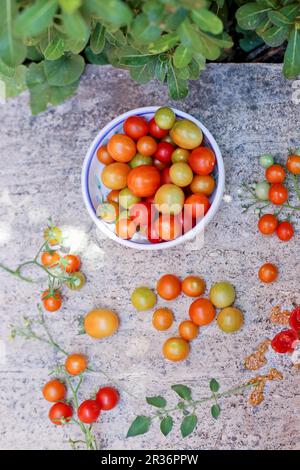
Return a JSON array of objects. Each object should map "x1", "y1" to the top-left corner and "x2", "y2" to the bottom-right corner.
[{"x1": 82, "y1": 106, "x2": 225, "y2": 250}]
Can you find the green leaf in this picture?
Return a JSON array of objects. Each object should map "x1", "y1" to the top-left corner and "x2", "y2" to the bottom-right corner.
[
  {"x1": 130, "y1": 58, "x2": 156, "y2": 84},
  {"x1": 283, "y1": 25, "x2": 300, "y2": 79},
  {"x1": 171, "y1": 384, "x2": 192, "y2": 400},
  {"x1": 83, "y1": 0, "x2": 133, "y2": 27},
  {"x1": 90, "y1": 23, "x2": 105, "y2": 54},
  {"x1": 117, "y1": 47, "x2": 155, "y2": 67},
  {"x1": 127, "y1": 416, "x2": 151, "y2": 437},
  {"x1": 146, "y1": 396, "x2": 167, "y2": 408},
  {"x1": 14, "y1": 0, "x2": 58, "y2": 37},
  {"x1": 173, "y1": 45, "x2": 193, "y2": 68},
  {"x1": 64, "y1": 36, "x2": 89, "y2": 54},
  {"x1": 260, "y1": 25, "x2": 288, "y2": 47},
  {"x1": 62, "y1": 12, "x2": 90, "y2": 41},
  {"x1": 143, "y1": 1, "x2": 165, "y2": 23},
  {"x1": 211, "y1": 404, "x2": 221, "y2": 419},
  {"x1": 85, "y1": 46, "x2": 109, "y2": 64},
  {"x1": 155, "y1": 59, "x2": 167, "y2": 82},
  {"x1": 191, "y1": 9, "x2": 224, "y2": 35},
  {"x1": 50, "y1": 81, "x2": 79, "y2": 105},
  {"x1": 160, "y1": 416, "x2": 173, "y2": 436},
  {"x1": 188, "y1": 58, "x2": 203, "y2": 79},
  {"x1": 180, "y1": 414, "x2": 197, "y2": 438},
  {"x1": 209, "y1": 378, "x2": 220, "y2": 393},
  {"x1": 148, "y1": 33, "x2": 179, "y2": 54},
  {"x1": 236, "y1": 3, "x2": 271, "y2": 30},
  {"x1": 280, "y1": 4, "x2": 300, "y2": 21},
  {"x1": 131, "y1": 13, "x2": 161, "y2": 44},
  {"x1": 44, "y1": 53, "x2": 85, "y2": 86},
  {"x1": 166, "y1": 8, "x2": 188, "y2": 30},
  {"x1": 105, "y1": 30, "x2": 127, "y2": 47},
  {"x1": 268, "y1": 10, "x2": 293, "y2": 26},
  {"x1": 193, "y1": 52, "x2": 206, "y2": 68},
  {"x1": 0, "y1": 64, "x2": 27, "y2": 98},
  {"x1": 239, "y1": 31, "x2": 264, "y2": 52},
  {"x1": 59, "y1": 0, "x2": 81, "y2": 14},
  {"x1": 43, "y1": 36, "x2": 65, "y2": 60},
  {"x1": 26, "y1": 46, "x2": 44, "y2": 61},
  {"x1": 28, "y1": 81, "x2": 50, "y2": 114},
  {"x1": 0, "y1": 0, "x2": 27, "y2": 66},
  {"x1": 26, "y1": 61, "x2": 46, "y2": 87},
  {"x1": 0, "y1": 58, "x2": 16, "y2": 78}
]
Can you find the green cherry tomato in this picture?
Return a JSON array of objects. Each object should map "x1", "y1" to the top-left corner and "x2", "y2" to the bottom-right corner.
[
  {"x1": 259, "y1": 154, "x2": 274, "y2": 169},
  {"x1": 66, "y1": 272, "x2": 86, "y2": 290},
  {"x1": 209, "y1": 281, "x2": 235, "y2": 309},
  {"x1": 172, "y1": 148, "x2": 190, "y2": 163},
  {"x1": 255, "y1": 181, "x2": 270, "y2": 200},
  {"x1": 129, "y1": 153, "x2": 153, "y2": 168},
  {"x1": 119, "y1": 187, "x2": 141, "y2": 209},
  {"x1": 131, "y1": 287, "x2": 157, "y2": 311},
  {"x1": 154, "y1": 107, "x2": 176, "y2": 130},
  {"x1": 217, "y1": 307, "x2": 244, "y2": 333},
  {"x1": 169, "y1": 162, "x2": 193, "y2": 187}
]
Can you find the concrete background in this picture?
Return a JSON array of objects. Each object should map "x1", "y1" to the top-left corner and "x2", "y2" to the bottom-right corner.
[{"x1": 0, "y1": 64, "x2": 299, "y2": 450}]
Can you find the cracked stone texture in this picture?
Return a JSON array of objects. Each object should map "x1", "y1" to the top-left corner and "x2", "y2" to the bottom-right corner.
[{"x1": 0, "y1": 64, "x2": 300, "y2": 450}]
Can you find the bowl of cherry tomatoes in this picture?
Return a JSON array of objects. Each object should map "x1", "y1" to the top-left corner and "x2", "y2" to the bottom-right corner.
[{"x1": 82, "y1": 106, "x2": 225, "y2": 250}]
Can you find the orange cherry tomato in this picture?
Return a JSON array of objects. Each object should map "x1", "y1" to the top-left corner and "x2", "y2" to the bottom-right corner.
[
  {"x1": 41, "y1": 251, "x2": 60, "y2": 268},
  {"x1": 188, "y1": 147, "x2": 216, "y2": 175},
  {"x1": 97, "y1": 145, "x2": 114, "y2": 165},
  {"x1": 127, "y1": 165, "x2": 161, "y2": 197},
  {"x1": 184, "y1": 193, "x2": 210, "y2": 219},
  {"x1": 269, "y1": 183, "x2": 288, "y2": 205},
  {"x1": 123, "y1": 116, "x2": 149, "y2": 140},
  {"x1": 153, "y1": 215, "x2": 182, "y2": 241},
  {"x1": 107, "y1": 134, "x2": 136, "y2": 162},
  {"x1": 65, "y1": 354, "x2": 87, "y2": 376},
  {"x1": 101, "y1": 162, "x2": 131, "y2": 190},
  {"x1": 182, "y1": 275, "x2": 206, "y2": 297},
  {"x1": 84, "y1": 308, "x2": 119, "y2": 339},
  {"x1": 265, "y1": 164, "x2": 286, "y2": 183},
  {"x1": 190, "y1": 175, "x2": 215, "y2": 195},
  {"x1": 152, "y1": 308, "x2": 174, "y2": 331},
  {"x1": 189, "y1": 298, "x2": 216, "y2": 326},
  {"x1": 258, "y1": 263, "x2": 278, "y2": 283},
  {"x1": 63, "y1": 254, "x2": 81, "y2": 273},
  {"x1": 178, "y1": 320, "x2": 199, "y2": 341},
  {"x1": 42, "y1": 290, "x2": 62, "y2": 312},
  {"x1": 157, "y1": 274, "x2": 181, "y2": 300},
  {"x1": 42, "y1": 380, "x2": 66, "y2": 402},
  {"x1": 162, "y1": 337, "x2": 190, "y2": 362},
  {"x1": 258, "y1": 213, "x2": 278, "y2": 235},
  {"x1": 137, "y1": 136, "x2": 157, "y2": 156},
  {"x1": 107, "y1": 189, "x2": 120, "y2": 204},
  {"x1": 115, "y1": 217, "x2": 136, "y2": 239},
  {"x1": 286, "y1": 154, "x2": 300, "y2": 175}
]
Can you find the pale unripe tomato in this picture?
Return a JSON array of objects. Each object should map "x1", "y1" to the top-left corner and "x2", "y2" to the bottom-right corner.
[
  {"x1": 169, "y1": 162, "x2": 193, "y2": 187},
  {"x1": 154, "y1": 107, "x2": 176, "y2": 130},
  {"x1": 217, "y1": 307, "x2": 244, "y2": 333},
  {"x1": 209, "y1": 281, "x2": 235, "y2": 308},
  {"x1": 154, "y1": 184, "x2": 185, "y2": 215},
  {"x1": 170, "y1": 119, "x2": 203, "y2": 149},
  {"x1": 131, "y1": 287, "x2": 157, "y2": 311},
  {"x1": 255, "y1": 181, "x2": 270, "y2": 200}
]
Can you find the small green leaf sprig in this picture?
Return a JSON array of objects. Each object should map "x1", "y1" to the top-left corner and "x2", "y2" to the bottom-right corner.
[{"x1": 127, "y1": 379, "x2": 257, "y2": 439}]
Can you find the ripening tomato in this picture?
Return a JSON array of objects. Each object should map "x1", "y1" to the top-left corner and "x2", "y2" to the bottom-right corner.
[
  {"x1": 119, "y1": 187, "x2": 141, "y2": 210},
  {"x1": 154, "y1": 142, "x2": 174, "y2": 164},
  {"x1": 102, "y1": 162, "x2": 131, "y2": 190},
  {"x1": 286, "y1": 154, "x2": 300, "y2": 175},
  {"x1": 116, "y1": 217, "x2": 137, "y2": 239},
  {"x1": 172, "y1": 148, "x2": 190, "y2": 163},
  {"x1": 162, "y1": 337, "x2": 190, "y2": 362},
  {"x1": 170, "y1": 119, "x2": 203, "y2": 149},
  {"x1": 269, "y1": 183, "x2": 288, "y2": 205},
  {"x1": 188, "y1": 147, "x2": 216, "y2": 175},
  {"x1": 178, "y1": 320, "x2": 199, "y2": 341},
  {"x1": 182, "y1": 275, "x2": 206, "y2": 297},
  {"x1": 276, "y1": 221, "x2": 294, "y2": 241},
  {"x1": 137, "y1": 136, "x2": 157, "y2": 156},
  {"x1": 154, "y1": 107, "x2": 176, "y2": 130},
  {"x1": 157, "y1": 274, "x2": 181, "y2": 300},
  {"x1": 63, "y1": 254, "x2": 81, "y2": 273},
  {"x1": 41, "y1": 251, "x2": 60, "y2": 268},
  {"x1": 217, "y1": 307, "x2": 244, "y2": 333},
  {"x1": 265, "y1": 164, "x2": 286, "y2": 183},
  {"x1": 42, "y1": 290, "x2": 62, "y2": 312},
  {"x1": 84, "y1": 308, "x2": 119, "y2": 339},
  {"x1": 258, "y1": 213, "x2": 278, "y2": 235},
  {"x1": 160, "y1": 167, "x2": 172, "y2": 185},
  {"x1": 190, "y1": 175, "x2": 215, "y2": 195},
  {"x1": 107, "y1": 134, "x2": 136, "y2": 162},
  {"x1": 107, "y1": 189, "x2": 120, "y2": 204},
  {"x1": 97, "y1": 145, "x2": 114, "y2": 165},
  {"x1": 77, "y1": 400, "x2": 101, "y2": 424},
  {"x1": 152, "y1": 308, "x2": 174, "y2": 331},
  {"x1": 170, "y1": 162, "x2": 193, "y2": 187},
  {"x1": 153, "y1": 215, "x2": 182, "y2": 241},
  {"x1": 131, "y1": 287, "x2": 157, "y2": 311},
  {"x1": 209, "y1": 281, "x2": 235, "y2": 308},
  {"x1": 271, "y1": 329, "x2": 298, "y2": 353},
  {"x1": 189, "y1": 298, "x2": 216, "y2": 326},
  {"x1": 97, "y1": 201, "x2": 119, "y2": 223},
  {"x1": 128, "y1": 165, "x2": 161, "y2": 197},
  {"x1": 42, "y1": 380, "x2": 66, "y2": 402},
  {"x1": 154, "y1": 184, "x2": 185, "y2": 215},
  {"x1": 258, "y1": 263, "x2": 278, "y2": 283},
  {"x1": 66, "y1": 271, "x2": 86, "y2": 290},
  {"x1": 49, "y1": 402, "x2": 73, "y2": 425},
  {"x1": 123, "y1": 116, "x2": 149, "y2": 140},
  {"x1": 148, "y1": 117, "x2": 169, "y2": 139},
  {"x1": 96, "y1": 387, "x2": 119, "y2": 410},
  {"x1": 184, "y1": 193, "x2": 210, "y2": 219},
  {"x1": 65, "y1": 354, "x2": 87, "y2": 376}
]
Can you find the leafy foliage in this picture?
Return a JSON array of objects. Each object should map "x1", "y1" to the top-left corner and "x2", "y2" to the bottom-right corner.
[{"x1": 0, "y1": 0, "x2": 299, "y2": 114}]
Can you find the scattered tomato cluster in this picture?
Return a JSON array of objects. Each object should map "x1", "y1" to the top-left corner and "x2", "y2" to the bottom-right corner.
[
  {"x1": 131, "y1": 274, "x2": 244, "y2": 362},
  {"x1": 97, "y1": 107, "x2": 217, "y2": 243},
  {"x1": 271, "y1": 307, "x2": 300, "y2": 354},
  {"x1": 43, "y1": 353, "x2": 119, "y2": 426}
]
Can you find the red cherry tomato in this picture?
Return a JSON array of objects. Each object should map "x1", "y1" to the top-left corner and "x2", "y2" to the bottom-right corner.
[
  {"x1": 154, "y1": 142, "x2": 174, "y2": 164},
  {"x1": 49, "y1": 402, "x2": 73, "y2": 425},
  {"x1": 77, "y1": 400, "x2": 101, "y2": 424},
  {"x1": 276, "y1": 221, "x2": 294, "y2": 241},
  {"x1": 123, "y1": 116, "x2": 149, "y2": 140},
  {"x1": 265, "y1": 164, "x2": 286, "y2": 183},
  {"x1": 127, "y1": 165, "x2": 161, "y2": 197},
  {"x1": 258, "y1": 214, "x2": 278, "y2": 235},
  {"x1": 41, "y1": 251, "x2": 60, "y2": 268},
  {"x1": 269, "y1": 183, "x2": 288, "y2": 205},
  {"x1": 148, "y1": 118, "x2": 169, "y2": 139},
  {"x1": 96, "y1": 387, "x2": 119, "y2": 410},
  {"x1": 129, "y1": 201, "x2": 155, "y2": 228},
  {"x1": 161, "y1": 167, "x2": 172, "y2": 185},
  {"x1": 63, "y1": 254, "x2": 81, "y2": 273},
  {"x1": 271, "y1": 329, "x2": 298, "y2": 353},
  {"x1": 258, "y1": 263, "x2": 278, "y2": 283},
  {"x1": 153, "y1": 214, "x2": 182, "y2": 241},
  {"x1": 289, "y1": 307, "x2": 300, "y2": 331},
  {"x1": 188, "y1": 147, "x2": 216, "y2": 175},
  {"x1": 184, "y1": 193, "x2": 210, "y2": 219},
  {"x1": 42, "y1": 290, "x2": 62, "y2": 312}
]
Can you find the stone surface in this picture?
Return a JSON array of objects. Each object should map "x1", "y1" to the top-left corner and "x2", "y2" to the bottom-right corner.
[{"x1": 0, "y1": 64, "x2": 300, "y2": 450}]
